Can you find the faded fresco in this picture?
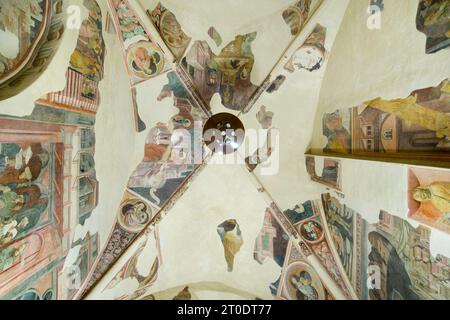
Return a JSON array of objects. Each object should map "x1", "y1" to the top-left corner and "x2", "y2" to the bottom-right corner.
[
  {"x1": 107, "y1": 0, "x2": 167, "y2": 85},
  {"x1": 0, "y1": 0, "x2": 105, "y2": 300},
  {"x1": 284, "y1": 24, "x2": 327, "y2": 73},
  {"x1": 0, "y1": 0, "x2": 449, "y2": 301},
  {"x1": 0, "y1": 0, "x2": 65, "y2": 100},
  {"x1": 217, "y1": 219, "x2": 243, "y2": 272},
  {"x1": 306, "y1": 156, "x2": 342, "y2": 190},
  {"x1": 322, "y1": 79, "x2": 450, "y2": 158},
  {"x1": 321, "y1": 194, "x2": 450, "y2": 300},
  {"x1": 416, "y1": 0, "x2": 450, "y2": 54},
  {"x1": 408, "y1": 166, "x2": 450, "y2": 235},
  {"x1": 181, "y1": 33, "x2": 259, "y2": 111},
  {"x1": 147, "y1": 2, "x2": 191, "y2": 61}
]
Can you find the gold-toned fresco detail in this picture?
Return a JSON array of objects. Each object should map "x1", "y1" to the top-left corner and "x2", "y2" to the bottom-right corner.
[
  {"x1": 408, "y1": 166, "x2": 450, "y2": 235},
  {"x1": 217, "y1": 219, "x2": 243, "y2": 272}
]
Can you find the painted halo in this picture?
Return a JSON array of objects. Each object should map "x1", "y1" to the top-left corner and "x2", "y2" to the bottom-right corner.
[
  {"x1": 118, "y1": 199, "x2": 152, "y2": 233},
  {"x1": 126, "y1": 41, "x2": 165, "y2": 79},
  {"x1": 299, "y1": 219, "x2": 324, "y2": 244},
  {"x1": 283, "y1": 261, "x2": 325, "y2": 300}
]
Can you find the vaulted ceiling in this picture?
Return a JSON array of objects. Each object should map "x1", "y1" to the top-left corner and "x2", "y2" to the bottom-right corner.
[{"x1": 0, "y1": 0, "x2": 449, "y2": 301}]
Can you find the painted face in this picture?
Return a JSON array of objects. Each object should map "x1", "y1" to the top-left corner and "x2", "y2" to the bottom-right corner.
[
  {"x1": 292, "y1": 46, "x2": 323, "y2": 71},
  {"x1": 134, "y1": 209, "x2": 149, "y2": 224},
  {"x1": 413, "y1": 188, "x2": 432, "y2": 202},
  {"x1": 135, "y1": 47, "x2": 151, "y2": 71}
]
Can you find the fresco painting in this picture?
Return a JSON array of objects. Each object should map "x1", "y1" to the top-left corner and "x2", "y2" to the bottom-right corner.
[
  {"x1": 104, "y1": 228, "x2": 159, "y2": 300},
  {"x1": 217, "y1": 219, "x2": 243, "y2": 272},
  {"x1": 322, "y1": 79, "x2": 450, "y2": 158},
  {"x1": 284, "y1": 24, "x2": 327, "y2": 73},
  {"x1": 245, "y1": 106, "x2": 275, "y2": 172},
  {"x1": 282, "y1": 260, "x2": 325, "y2": 300},
  {"x1": 107, "y1": 0, "x2": 168, "y2": 85},
  {"x1": 321, "y1": 194, "x2": 356, "y2": 285},
  {"x1": 416, "y1": 0, "x2": 450, "y2": 54},
  {"x1": 408, "y1": 166, "x2": 450, "y2": 235},
  {"x1": 283, "y1": 0, "x2": 312, "y2": 36},
  {"x1": 320, "y1": 194, "x2": 450, "y2": 300},
  {"x1": 208, "y1": 27, "x2": 223, "y2": 47},
  {"x1": 0, "y1": 117, "x2": 99, "y2": 300},
  {"x1": 274, "y1": 240, "x2": 325, "y2": 300},
  {"x1": 0, "y1": 0, "x2": 106, "y2": 300},
  {"x1": 79, "y1": 69, "x2": 207, "y2": 297},
  {"x1": 128, "y1": 70, "x2": 205, "y2": 208},
  {"x1": 0, "y1": 0, "x2": 449, "y2": 302},
  {"x1": 181, "y1": 32, "x2": 259, "y2": 111},
  {"x1": 0, "y1": 0, "x2": 65, "y2": 100},
  {"x1": 254, "y1": 208, "x2": 290, "y2": 268},
  {"x1": 282, "y1": 0, "x2": 323, "y2": 36},
  {"x1": 38, "y1": 0, "x2": 106, "y2": 114},
  {"x1": 283, "y1": 199, "x2": 354, "y2": 299},
  {"x1": 147, "y1": 2, "x2": 191, "y2": 61},
  {"x1": 306, "y1": 156, "x2": 342, "y2": 190},
  {"x1": 266, "y1": 75, "x2": 286, "y2": 94}
]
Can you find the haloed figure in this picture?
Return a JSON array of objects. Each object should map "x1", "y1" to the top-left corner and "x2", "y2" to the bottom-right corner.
[
  {"x1": 133, "y1": 47, "x2": 161, "y2": 76},
  {"x1": 291, "y1": 271, "x2": 319, "y2": 300}
]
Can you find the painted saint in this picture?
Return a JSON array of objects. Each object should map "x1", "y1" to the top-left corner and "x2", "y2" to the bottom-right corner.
[
  {"x1": 299, "y1": 220, "x2": 323, "y2": 243},
  {"x1": 291, "y1": 271, "x2": 319, "y2": 300},
  {"x1": 408, "y1": 167, "x2": 450, "y2": 234},
  {"x1": 119, "y1": 200, "x2": 152, "y2": 233},
  {"x1": 217, "y1": 219, "x2": 243, "y2": 272},
  {"x1": 127, "y1": 43, "x2": 163, "y2": 78},
  {"x1": 283, "y1": 261, "x2": 324, "y2": 300},
  {"x1": 413, "y1": 182, "x2": 450, "y2": 216}
]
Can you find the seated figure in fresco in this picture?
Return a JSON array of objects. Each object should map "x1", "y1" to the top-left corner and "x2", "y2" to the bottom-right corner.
[
  {"x1": 291, "y1": 271, "x2": 319, "y2": 300},
  {"x1": 413, "y1": 181, "x2": 450, "y2": 224}
]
